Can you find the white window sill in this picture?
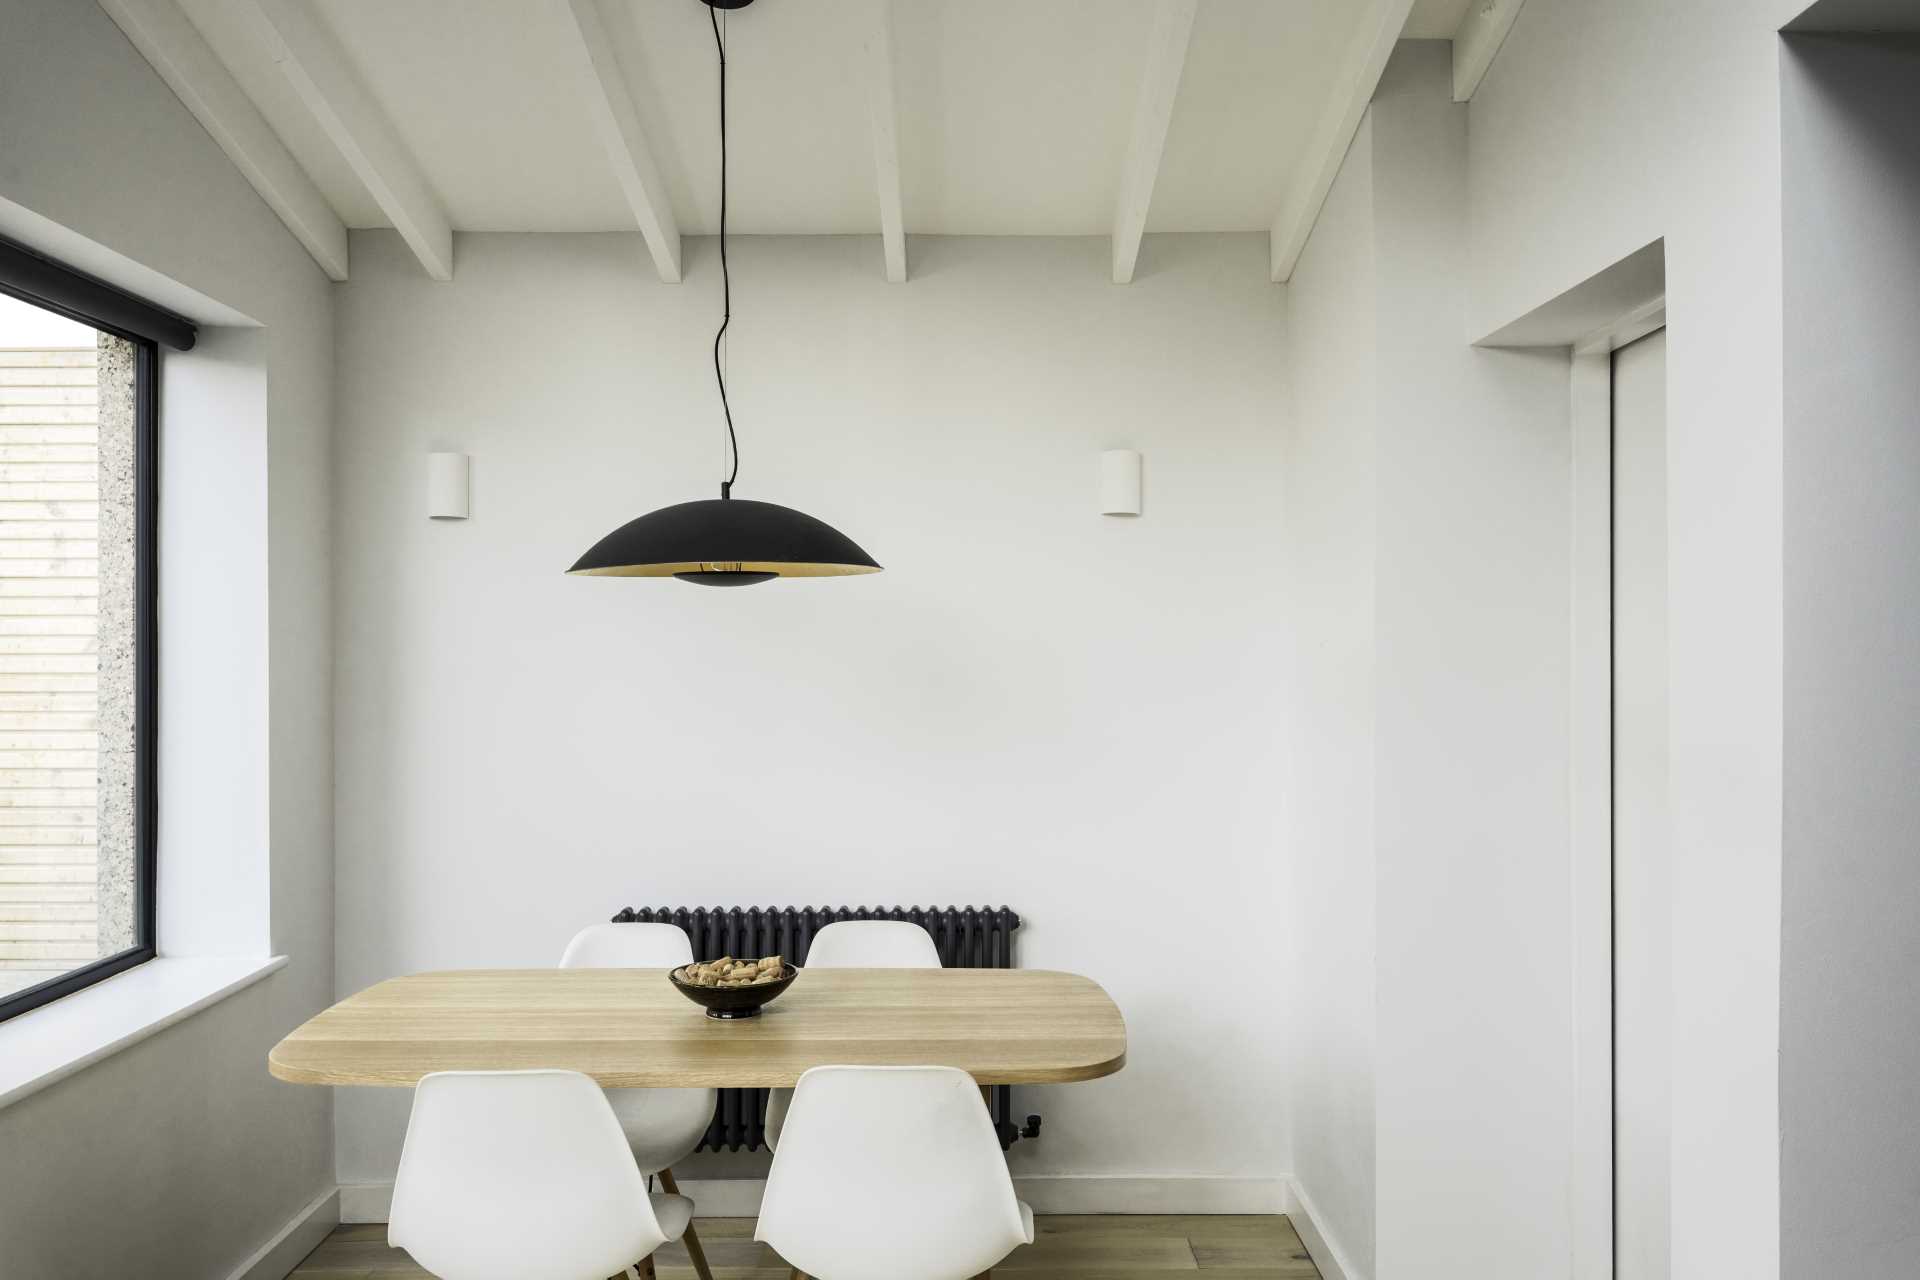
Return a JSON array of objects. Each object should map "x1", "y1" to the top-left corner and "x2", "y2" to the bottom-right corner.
[{"x1": 0, "y1": 954, "x2": 286, "y2": 1111}]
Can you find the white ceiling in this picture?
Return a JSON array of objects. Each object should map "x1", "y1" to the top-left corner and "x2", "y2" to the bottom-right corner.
[
  {"x1": 159, "y1": 0, "x2": 1457, "y2": 248},
  {"x1": 1406, "y1": 0, "x2": 1476, "y2": 39}
]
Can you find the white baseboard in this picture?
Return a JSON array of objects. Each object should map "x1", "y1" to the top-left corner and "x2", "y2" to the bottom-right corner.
[
  {"x1": 1283, "y1": 1179, "x2": 1366, "y2": 1280},
  {"x1": 340, "y1": 1175, "x2": 1289, "y2": 1224},
  {"x1": 1017, "y1": 1175, "x2": 1288, "y2": 1214},
  {"x1": 225, "y1": 1187, "x2": 339, "y2": 1280},
  {"x1": 339, "y1": 1182, "x2": 394, "y2": 1224}
]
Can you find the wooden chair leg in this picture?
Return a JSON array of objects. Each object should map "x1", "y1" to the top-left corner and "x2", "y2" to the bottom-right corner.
[
  {"x1": 655, "y1": 1168, "x2": 714, "y2": 1280},
  {"x1": 679, "y1": 1222, "x2": 713, "y2": 1280}
]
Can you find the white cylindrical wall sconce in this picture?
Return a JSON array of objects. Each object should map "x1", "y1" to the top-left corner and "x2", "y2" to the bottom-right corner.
[
  {"x1": 1099, "y1": 449, "x2": 1142, "y2": 516},
  {"x1": 427, "y1": 452, "x2": 470, "y2": 520}
]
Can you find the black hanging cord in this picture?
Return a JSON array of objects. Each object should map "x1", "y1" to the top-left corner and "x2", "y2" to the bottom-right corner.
[{"x1": 710, "y1": 7, "x2": 739, "y2": 499}]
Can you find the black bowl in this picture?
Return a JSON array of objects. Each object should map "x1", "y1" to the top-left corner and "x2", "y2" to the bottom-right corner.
[{"x1": 669, "y1": 963, "x2": 798, "y2": 1019}]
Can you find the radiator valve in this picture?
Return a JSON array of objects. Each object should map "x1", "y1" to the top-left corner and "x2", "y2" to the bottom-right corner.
[{"x1": 995, "y1": 1112, "x2": 1043, "y2": 1149}]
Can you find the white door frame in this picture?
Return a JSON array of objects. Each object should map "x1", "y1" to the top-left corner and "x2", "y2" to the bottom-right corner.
[{"x1": 1568, "y1": 298, "x2": 1664, "y2": 1280}]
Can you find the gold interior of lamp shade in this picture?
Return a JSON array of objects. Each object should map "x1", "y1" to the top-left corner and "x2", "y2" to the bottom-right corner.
[{"x1": 567, "y1": 561, "x2": 884, "y2": 578}]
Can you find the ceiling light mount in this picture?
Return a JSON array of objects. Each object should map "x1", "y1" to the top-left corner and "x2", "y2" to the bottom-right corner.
[{"x1": 569, "y1": 0, "x2": 880, "y2": 588}]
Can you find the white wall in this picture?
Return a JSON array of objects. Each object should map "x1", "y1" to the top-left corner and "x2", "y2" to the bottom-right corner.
[
  {"x1": 1282, "y1": 44, "x2": 1574, "y2": 1280},
  {"x1": 1281, "y1": 108, "x2": 1379, "y2": 1280},
  {"x1": 0, "y1": 0, "x2": 335, "y2": 1274},
  {"x1": 1779, "y1": 34, "x2": 1920, "y2": 1280},
  {"x1": 1466, "y1": 2, "x2": 1806, "y2": 1273},
  {"x1": 330, "y1": 230, "x2": 1289, "y2": 1194},
  {"x1": 1369, "y1": 45, "x2": 1573, "y2": 1280},
  {"x1": 158, "y1": 327, "x2": 271, "y2": 958}
]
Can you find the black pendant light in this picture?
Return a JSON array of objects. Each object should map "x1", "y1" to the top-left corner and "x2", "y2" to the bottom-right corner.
[{"x1": 568, "y1": 0, "x2": 880, "y2": 587}]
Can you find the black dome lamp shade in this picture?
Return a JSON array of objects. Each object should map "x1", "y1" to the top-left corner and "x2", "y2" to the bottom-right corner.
[
  {"x1": 567, "y1": 0, "x2": 879, "y2": 588},
  {"x1": 568, "y1": 498, "x2": 881, "y2": 586}
]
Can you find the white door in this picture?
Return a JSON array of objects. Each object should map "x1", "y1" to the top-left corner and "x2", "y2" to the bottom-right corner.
[{"x1": 1612, "y1": 328, "x2": 1669, "y2": 1280}]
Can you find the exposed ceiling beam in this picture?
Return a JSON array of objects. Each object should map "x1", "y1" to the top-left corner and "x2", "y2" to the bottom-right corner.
[
  {"x1": 1268, "y1": 0, "x2": 1417, "y2": 283},
  {"x1": 98, "y1": 0, "x2": 348, "y2": 281},
  {"x1": 243, "y1": 0, "x2": 453, "y2": 281},
  {"x1": 557, "y1": 0, "x2": 682, "y2": 284},
  {"x1": 861, "y1": 0, "x2": 907, "y2": 283},
  {"x1": 1452, "y1": 0, "x2": 1527, "y2": 102},
  {"x1": 1111, "y1": 0, "x2": 1197, "y2": 285}
]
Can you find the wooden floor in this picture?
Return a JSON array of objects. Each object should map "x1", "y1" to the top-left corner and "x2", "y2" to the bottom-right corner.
[{"x1": 291, "y1": 1215, "x2": 1323, "y2": 1279}]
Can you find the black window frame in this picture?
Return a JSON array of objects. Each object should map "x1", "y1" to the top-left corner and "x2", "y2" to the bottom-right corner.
[{"x1": 0, "y1": 236, "x2": 187, "y2": 1024}]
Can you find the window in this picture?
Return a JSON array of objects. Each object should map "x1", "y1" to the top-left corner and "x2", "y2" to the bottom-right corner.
[{"x1": 0, "y1": 237, "x2": 182, "y2": 1023}]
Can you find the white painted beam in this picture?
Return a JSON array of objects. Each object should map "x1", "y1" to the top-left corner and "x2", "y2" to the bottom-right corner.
[
  {"x1": 244, "y1": 0, "x2": 453, "y2": 281},
  {"x1": 1452, "y1": 0, "x2": 1527, "y2": 102},
  {"x1": 557, "y1": 0, "x2": 682, "y2": 284},
  {"x1": 861, "y1": 0, "x2": 907, "y2": 283},
  {"x1": 1111, "y1": 0, "x2": 1197, "y2": 285},
  {"x1": 1268, "y1": 0, "x2": 1416, "y2": 283},
  {"x1": 98, "y1": 0, "x2": 348, "y2": 281}
]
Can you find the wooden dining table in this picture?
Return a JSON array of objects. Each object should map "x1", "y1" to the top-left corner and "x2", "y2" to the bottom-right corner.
[{"x1": 269, "y1": 967, "x2": 1127, "y2": 1088}]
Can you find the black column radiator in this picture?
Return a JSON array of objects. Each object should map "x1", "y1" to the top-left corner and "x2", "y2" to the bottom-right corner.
[{"x1": 610, "y1": 904, "x2": 1038, "y2": 1152}]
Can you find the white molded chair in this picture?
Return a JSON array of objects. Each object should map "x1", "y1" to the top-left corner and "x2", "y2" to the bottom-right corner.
[
  {"x1": 389, "y1": 1070, "x2": 691, "y2": 1280},
  {"x1": 559, "y1": 921, "x2": 699, "y2": 972},
  {"x1": 561, "y1": 922, "x2": 717, "y2": 1280},
  {"x1": 803, "y1": 919, "x2": 945, "y2": 969},
  {"x1": 756, "y1": 1066, "x2": 1034, "y2": 1280},
  {"x1": 764, "y1": 920, "x2": 943, "y2": 1149}
]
